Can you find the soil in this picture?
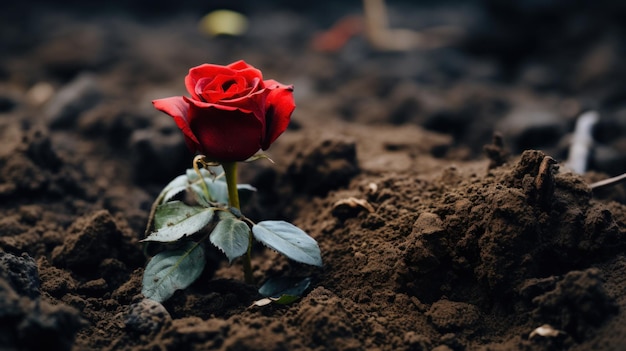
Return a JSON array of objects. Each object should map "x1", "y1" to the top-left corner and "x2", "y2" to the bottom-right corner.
[{"x1": 2, "y1": 1, "x2": 626, "y2": 350}]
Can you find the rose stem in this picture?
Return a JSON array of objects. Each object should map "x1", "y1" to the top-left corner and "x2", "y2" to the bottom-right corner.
[{"x1": 222, "y1": 161, "x2": 254, "y2": 284}]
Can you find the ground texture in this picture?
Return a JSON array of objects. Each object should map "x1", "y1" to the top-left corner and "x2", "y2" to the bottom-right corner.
[{"x1": 1, "y1": 1, "x2": 626, "y2": 350}]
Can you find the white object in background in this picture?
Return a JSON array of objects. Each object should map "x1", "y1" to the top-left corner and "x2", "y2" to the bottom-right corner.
[{"x1": 564, "y1": 111, "x2": 599, "y2": 174}]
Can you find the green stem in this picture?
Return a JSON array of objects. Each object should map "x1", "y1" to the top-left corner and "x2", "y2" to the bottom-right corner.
[
  {"x1": 222, "y1": 162, "x2": 240, "y2": 209},
  {"x1": 222, "y1": 162, "x2": 253, "y2": 284}
]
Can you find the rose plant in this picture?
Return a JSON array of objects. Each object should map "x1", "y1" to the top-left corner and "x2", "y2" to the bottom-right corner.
[{"x1": 141, "y1": 61, "x2": 322, "y2": 304}]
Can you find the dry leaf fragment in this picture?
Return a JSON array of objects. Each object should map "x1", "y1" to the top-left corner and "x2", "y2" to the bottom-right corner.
[
  {"x1": 331, "y1": 197, "x2": 375, "y2": 219},
  {"x1": 251, "y1": 298, "x2": 273, "y2": 307},
  {"x1": 529, "y1": 324, "x2": 564, "y2": 339}
]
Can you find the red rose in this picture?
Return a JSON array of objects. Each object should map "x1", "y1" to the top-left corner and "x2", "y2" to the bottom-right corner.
[{"x1": 153, "y1": 60, "x2": 295, "y2": 162}]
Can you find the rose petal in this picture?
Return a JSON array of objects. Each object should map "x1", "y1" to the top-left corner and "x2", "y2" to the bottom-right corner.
[
  {"x1": 227, "y1": 60, "x2": 264, "y2": 85},
  {"x1": 217, "y1": 79, "x2": 268, "y2": 123},
  {"x1": 263, "y1": 79, "x2": 291, "y2": 90},
  {"x1": 183, "y1": 96, "x2": 253, "y2": 113},
  {"x1": 227, "y1": 60, "x2": 248, "y2": 70},
  {"x1": 184, "y1": 90, "x2": 267, "y2": 135},
  {"x1": 185, "y1": 64, "x2": 236, "y2": 100},
  {"x1": 261, "y1": 81, "x2": 295, "y2": 150},
  {"x1": 185, "y1": 100, "x2": 264, "y2": 161},
  {"x1": 152, "y1": 97, "x2": 201, "y2": 153},
  {"x1": 199, "y1": 75, "x2": 248, "y2": 102}
]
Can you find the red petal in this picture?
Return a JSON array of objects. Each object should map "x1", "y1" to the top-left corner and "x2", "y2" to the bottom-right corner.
[
  {"x1": 227, "y1": 60, "x2": 263, "y2": 85},
  {"x1": 185, "y1": 96, "x2": 252, "y2": 114},
  {"x1": 153, "y1": 97, "x2": 201, "y2": 153},
  {"x1": 263, "y1": 79, "x2": 290, "y2": 90},
  {"x1": 261, "y1": 82, "x2": 295, "y2": 150},
  {"x1": 227, "y1": 60, "x2": 248, "y2": 70},
  {"x1": 219, "y1": 80, "x2": 268, "y2": 123},
  {"x1": 199, "y1": 75, "x2": 248, "y2": 102},
  {"x1": 185, "y1": 100, "x2": 264, "y2": 162},
  {"x1": 185, "y1": 64, "x2": 236, "y2": 100}
]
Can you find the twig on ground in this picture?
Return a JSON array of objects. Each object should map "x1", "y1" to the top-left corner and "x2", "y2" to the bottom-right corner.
[{"x1": 590, "y1": 173, "x2": 626, "y2": 190}]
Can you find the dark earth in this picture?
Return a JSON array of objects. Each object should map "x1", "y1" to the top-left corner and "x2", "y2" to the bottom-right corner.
[{"x1": 2, "y1": 1, "x2": 626, "y2": 350}]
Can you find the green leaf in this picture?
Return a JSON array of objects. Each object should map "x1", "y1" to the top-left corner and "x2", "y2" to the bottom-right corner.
[
  {"x1": 205, "y1": 179, "x2": 256, "y2": 205},
  {"x1": 186, "y1": 167, "x2": 215, "y2": 182},
  {"x1": 143, "y1": 201, "x2": 214, "y2": 243},
  {"x1": 153, "y1": 201, "x2": 204, "y2": 230},
  {"x1": 252, "y1": 221, "x2": 323, "y2": 267},
  {"x1": 186, "y1": 168, "x2": 215, "y2": 205},
  {"x1": 189, "y1": 183, "x2": 212, "y2": 207},
  {"x1": 160, "y1": 174, "x2": 189, "y2": 204},
  {"x1": 209, "y1": 212, "x2": 251, "y2": 263},
  {"x1": 142, "y1": 242, "x2": 205, "y2": 303},
  {"x1": 252, "y1": 276, "x2": 312, "y2": 306},
  {"x1": 205, "y1": 180, "x2": 229, "y2": 204},
  {"x1": 271, "y1": 295, "x2": 301, "y2": 304},
  {"x1": 259, "y1": 276, "x2": 312, "y2": 298},
  {"x1": 186, "y1": 167, "x2": 256, "y2": 205}
]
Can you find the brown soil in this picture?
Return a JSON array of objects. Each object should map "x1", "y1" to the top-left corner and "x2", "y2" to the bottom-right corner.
[{"x1": 2, "y1": 2, "x2": 626, "y2": 351}]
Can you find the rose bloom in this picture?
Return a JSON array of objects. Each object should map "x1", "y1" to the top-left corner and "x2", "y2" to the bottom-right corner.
[{"x1": 153, "y1": 60, "x2": 295, "y2": 162}]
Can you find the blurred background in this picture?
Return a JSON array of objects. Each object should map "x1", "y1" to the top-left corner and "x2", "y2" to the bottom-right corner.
[{"x1": 2, "y1": 0, "x2": 626, "y2": 180}]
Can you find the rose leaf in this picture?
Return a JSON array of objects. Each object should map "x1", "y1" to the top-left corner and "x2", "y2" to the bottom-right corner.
[
  {"x1": 252, "y1": 276, "x2": 312, "y2": 307},
  {"x1": 142, "y1": 242, "x2": 206, "y2": 303},
  {"x1": 252, "y1": 221, "x2": 322, "y2": 267},
  {"x1": 160, "y1": 174, "x2": 190, "y2": 204},
  {"x1": 209, "y1": 211, "x2": 250, "y2": 263},
  {"x1": 186, "y1": 167, "x2": 256, "y2": 205},
  {"x1": 143, "y1": 201, "x2": 214, "y2": 243}
]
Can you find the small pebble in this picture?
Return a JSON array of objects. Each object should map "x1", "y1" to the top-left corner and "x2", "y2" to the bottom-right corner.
[{"x1": 124, "y1": 298, "x2": 172, "y2": 334}]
